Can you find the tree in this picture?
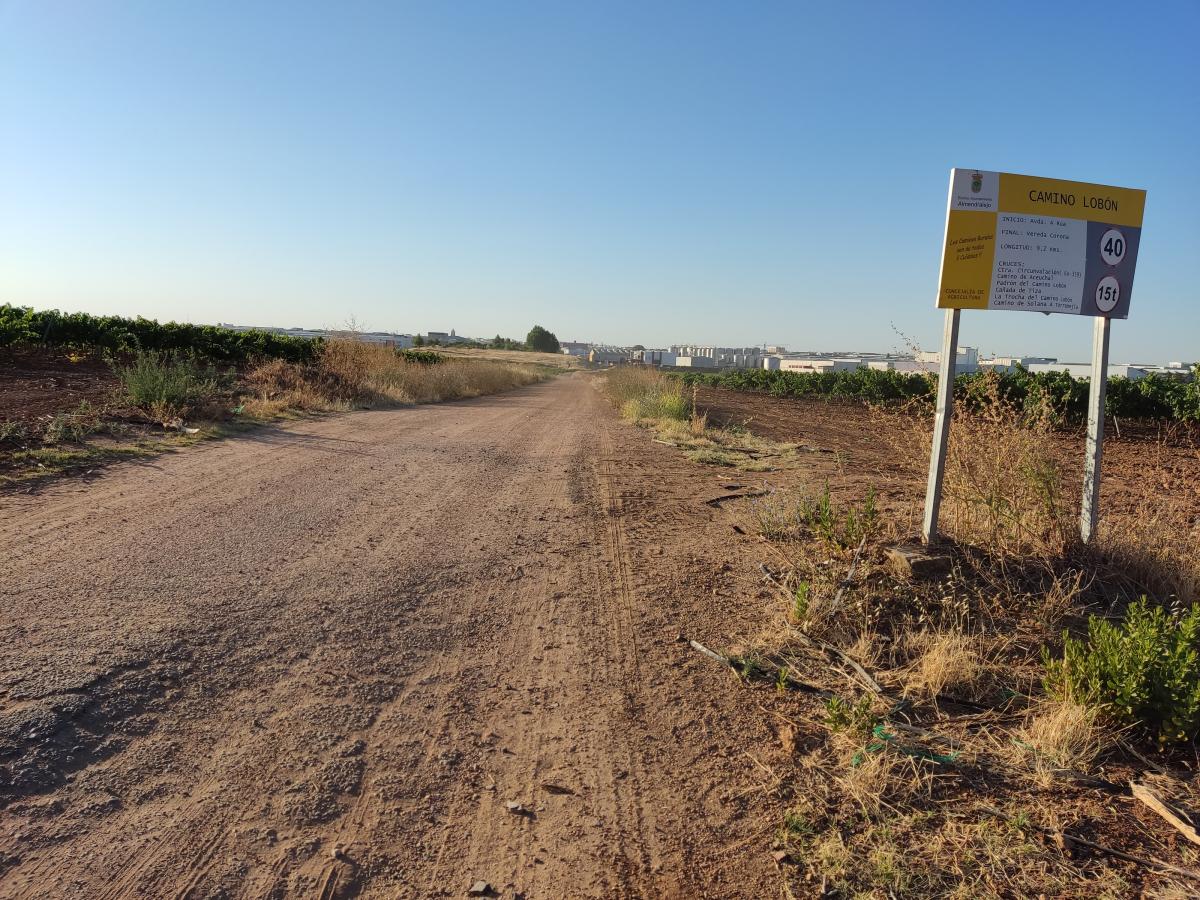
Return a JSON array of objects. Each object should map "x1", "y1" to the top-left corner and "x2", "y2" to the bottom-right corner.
[
  {"x1": 413, "y1": 334, "x2": 424, "y2": 347},
  {"x1": 526, "y1": 325, "x2": 560, "y2": 353}
]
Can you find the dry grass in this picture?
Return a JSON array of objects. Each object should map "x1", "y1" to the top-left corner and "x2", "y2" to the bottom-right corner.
[
  {"x1": 876, "y1": 382, "x2": 1073, "y2": 560},
  {"x1": 601, "y1": 367, "x2": 800, "y2": 471},
  {"x1": 1011, "y1": 699, "x2": 1106, "y2": 785},
  {"x1": 832, "y1": 740, "x2": 936, "y2": 819},
  {"x1": 874, "y1": 383, "x2": 1200, "y2": 606},
  {"x1": 902, "y1": 630, "x2": 987, "y2": 700},
  {"x1": 241, "y1": 340, "x2": 551, "y2": 415}
]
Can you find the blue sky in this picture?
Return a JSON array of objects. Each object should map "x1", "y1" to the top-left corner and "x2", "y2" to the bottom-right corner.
[{"x1": 2, "y1": 1, "x2": 1197, "y2": 362}]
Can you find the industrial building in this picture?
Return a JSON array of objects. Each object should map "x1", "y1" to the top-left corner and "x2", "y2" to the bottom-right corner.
[
  {"x1": 1025, "y1": 362, "x2": 1150, "y2": 380},
  {"x1": 559, "y1": 341, "x2": 592, "y2": 358}
]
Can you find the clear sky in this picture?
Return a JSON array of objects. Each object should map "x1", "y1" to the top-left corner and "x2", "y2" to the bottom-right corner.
[{"x1": 2, "y1": 1, "x2": 1197, "y2": 363}]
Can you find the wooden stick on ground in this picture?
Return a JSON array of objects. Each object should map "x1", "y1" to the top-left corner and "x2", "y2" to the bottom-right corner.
[
  {"x1": 687, "y1": 639, "x2": 835, "y2": 699},
  {"x1": 688, "y1": 639, "x2": 730, "y2": 665},
  {"x1": 1130, "y1": 781, "x2": 1200, "y2": 847}
]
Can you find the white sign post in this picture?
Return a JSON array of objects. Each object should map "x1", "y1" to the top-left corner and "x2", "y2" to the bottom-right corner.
[
  {"x1": 923, "y1": 168, "x2": 1145, "y2": 545},
  {"x1": 921, "y1": 308, "x2": 960, "y2": 544},
  {"x1": 1080, "y1": 316, "x2": 1112, "y2": 543}
]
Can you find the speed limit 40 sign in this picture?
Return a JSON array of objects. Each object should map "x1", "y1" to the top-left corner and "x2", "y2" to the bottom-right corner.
[{"x1": 936, "y1": 169, "x2": 1145, "y2": 318}]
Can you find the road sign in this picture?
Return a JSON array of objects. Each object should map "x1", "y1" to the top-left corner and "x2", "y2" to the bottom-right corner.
[
  {"x1": 936, "y1": 169, "x2": 1146, "y2": 318},
  {"x1": 923, "y1": 168, "x2": 1147, "y2": 547}
]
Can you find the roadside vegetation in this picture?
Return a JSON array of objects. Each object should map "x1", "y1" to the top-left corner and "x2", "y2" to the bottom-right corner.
[
  {"x1": 604, "y1": 365, "x2": 1200, "y2": 894},
  {"x1": 241, "y1": 339, "x2": 549, "y2": 416},
  {"x1": 678, "y1": 363, "x2": 1200, "y2": 424},
  {"x1": 1, "y1": 311, "x2": 556, "y2": 486},
  {"x1": 727, "y1": 388, "x2": 1200, "y2": 895},
  {"x1": 601, "y1": 367, "x2": 802, "y2": 471}
]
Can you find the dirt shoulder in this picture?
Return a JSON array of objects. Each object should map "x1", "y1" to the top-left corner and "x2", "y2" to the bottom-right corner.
[{"x1": 1, "y1": 374, "x2": 786, "y2": 899}]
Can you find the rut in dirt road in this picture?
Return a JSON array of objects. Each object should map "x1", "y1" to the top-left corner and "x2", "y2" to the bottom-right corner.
[{"x1": 1, "y1": 374, "x2": 781, "y2": 899}]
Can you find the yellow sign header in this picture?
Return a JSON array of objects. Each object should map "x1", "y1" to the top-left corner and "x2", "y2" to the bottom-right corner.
[{"x1": 998, "y1": 173, "x2": 1146, "y2": 228}]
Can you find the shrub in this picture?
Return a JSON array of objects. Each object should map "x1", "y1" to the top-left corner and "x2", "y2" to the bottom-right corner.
[
  {"x1": 1044, "y1": 598, "x2": 1200, "y2": 746},
  {"x1": 0, "y1": 420, "x2": 30, "y2": 446},
  {"x1": 747, "y1": 484, "x2": 878, "y2": 549},
  {"x1": 824, "y1": 695, "x2": 881, "y2": 740},
  {"x1": 118, "y1": 351, "x2": 231, "y2": 418},
  {"x1": 399, "y1": 349, "x2": 444, "y2": 365},
  {"x1": 44, "y1": 402, "x2": 103, "y2": 443}
]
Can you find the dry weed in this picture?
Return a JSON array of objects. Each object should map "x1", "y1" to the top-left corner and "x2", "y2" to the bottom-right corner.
[
  {"x1": 833, "y1": 744, "x2": 936, "y2": 819},
  {"x1": 903, "y1": 630, "x2": 986, "y2": 700},
  {"x1": 1012, "y1": 699, "x2": 1105, "y2": 785},
  {"x1": 1091, "y1": 480, "x2": 1200, "y2": 604},
  {"x1": 242, "y1": 340, "x2": 548, "y2": 413},
  {"x1": 876, "y1": 384, "x2": 1073, "y2": 559}
]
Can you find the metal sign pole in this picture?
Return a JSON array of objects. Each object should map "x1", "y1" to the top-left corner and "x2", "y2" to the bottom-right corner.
[
  {"x1": 1080, "y1": 315, "x2": 1112, "y2": 543},
  {"x1": 922, "y1": 307, "x2": 961, "y2": 544}
]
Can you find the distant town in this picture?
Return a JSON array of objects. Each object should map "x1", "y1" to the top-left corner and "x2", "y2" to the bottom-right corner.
[{"x1": 220, "y1": 323, "x2": 1196, "y2": 381}]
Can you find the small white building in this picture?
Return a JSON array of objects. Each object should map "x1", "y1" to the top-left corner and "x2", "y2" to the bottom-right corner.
[
  {"x1": 914, "y1": 347, "x2": 979, "y2": 373},
  {"x1": 978, "y1": 356, "x2": 1057, "y2": 373},
  {"x1": 776, "y1": 358, "x2": 863, "y2": 374},
  {"x1": 867, "y1": 359, "x2": 935, "y2": 374},
  {"x1": 673, "y1": 355, "x2": 716, "y2": 368},
  {"x1": 631, "y1": 349, "x2": 677, "y2": 366},
  {"x1": 560, "y1": 341, "x2": 592, "y2": 357}
]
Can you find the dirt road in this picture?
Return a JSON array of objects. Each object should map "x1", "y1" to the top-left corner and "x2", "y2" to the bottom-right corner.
[{"x1": 1, "y1": 375, "x2": 783, "y2": 899}]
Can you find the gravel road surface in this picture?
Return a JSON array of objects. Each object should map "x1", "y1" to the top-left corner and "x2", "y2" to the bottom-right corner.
[{"x1": 2, "y1": 374, "x2": 782, "y2": 899}]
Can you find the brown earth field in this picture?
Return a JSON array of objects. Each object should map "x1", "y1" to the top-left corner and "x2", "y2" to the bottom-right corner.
[
  {"x1": 4, "y1": 373, "x2": 1200, "y2": 898},
  {"x1": 0, "y1": 350, "x2": 120, "y2": 422},
  {"x1": 692, "y1": 383, "x2": 1200, "y2": 528}
]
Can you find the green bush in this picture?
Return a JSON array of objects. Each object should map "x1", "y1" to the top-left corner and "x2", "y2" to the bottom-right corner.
[
  {"x1": 118, "y1": 351, "x2": 232, "y2": 418},
  {"x1": 1044, "y1": 598, "x2": 1200, "y2": 745},
  {"x1": 0, "y1": 304, "x2": 320, "y2": 364}
]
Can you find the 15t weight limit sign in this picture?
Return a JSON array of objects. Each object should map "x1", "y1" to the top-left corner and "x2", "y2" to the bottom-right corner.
[{"x1": 936, "y1": 169, "x2": 1146, "y2": 318}]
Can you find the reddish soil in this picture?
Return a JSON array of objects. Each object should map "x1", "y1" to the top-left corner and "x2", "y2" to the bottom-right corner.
[
  {"x1": 0, "y1": 350, "x2": 119, "y2": 422},
  {"x1": 694, "y1": 384, "x2": 1200, "y2": 525}
]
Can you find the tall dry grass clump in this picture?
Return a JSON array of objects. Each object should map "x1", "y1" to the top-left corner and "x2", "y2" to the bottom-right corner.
[
  {"x1": 242, "y1": 339, "x2": 548, "y2": 414},
  {"x1": 603, "y1": 366, "x2": 691, "y2": 422},
  {"x1": 877, "y1": 374, "x2": 1199, "y2": 604},
  {"x1": 880, "y1": 377, "x2": 1073, "y2": 560}
]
